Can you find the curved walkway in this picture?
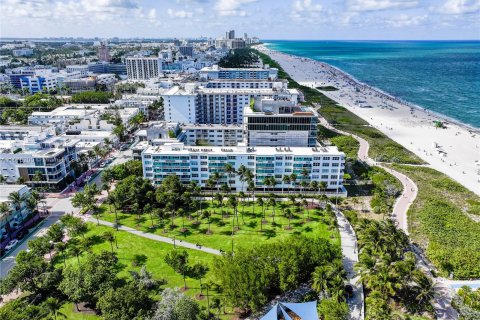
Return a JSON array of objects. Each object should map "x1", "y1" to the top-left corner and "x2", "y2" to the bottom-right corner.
[
  {"x1": 317, "y1": 116, "x2": 459, "y2": 319},
  {"x1": 87, "y1": 217, "x2": 221, "y2": 256},
  {"x1": 332, "y1": 205, "x2": 364, "y2": 320}
]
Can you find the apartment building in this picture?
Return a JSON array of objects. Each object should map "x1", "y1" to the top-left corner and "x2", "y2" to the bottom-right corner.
[
  {"x1": 180, "y1": 124, "x2": 244, "y2": 146},
  {"x1": 162, "y1": 84, "x2": 299, "y2": 125},
  {"x1": 0, "y1": 136, "x2": 78, "y2": 188},
  {"x1": 244, "y1": 99, "x2": 319, "y2": 147},
  {"x1": 0, "y1": 185, "x2": 31, "y2": 239},
  {"x1": 126, "y1": 57, "x2": 161, "y2": 80},
  {"x1": 142, "y1": 142, "x2": 345, "y2": 193},
  {"x1": 200, "y1": 65, "x2": 278, "y2": 80}
]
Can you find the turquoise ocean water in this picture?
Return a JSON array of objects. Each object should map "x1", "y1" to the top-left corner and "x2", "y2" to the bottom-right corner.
[{"x1": 265, "y1": 41, "x2": 480, "y2": 128}]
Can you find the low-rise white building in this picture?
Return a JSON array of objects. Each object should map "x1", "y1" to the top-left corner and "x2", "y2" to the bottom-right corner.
[
  {"x1": 0, "y1": 185, "x2": 31, "y2": 239},
  {"x1": 142, "y1": 142, "x2": 345, "y2": 193}
]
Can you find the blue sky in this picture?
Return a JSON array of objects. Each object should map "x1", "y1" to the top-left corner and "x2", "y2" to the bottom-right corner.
[{"x1": 1, "y1": 0, "x2": 479, "y2": 39}]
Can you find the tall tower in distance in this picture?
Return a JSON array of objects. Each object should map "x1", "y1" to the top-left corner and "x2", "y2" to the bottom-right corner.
[
  {"x1": 227, "y1": 30, "x2": 235, "y2": 39},
  {"x1": 98, "y1": 40, "x2": 110, "y2": 62}
]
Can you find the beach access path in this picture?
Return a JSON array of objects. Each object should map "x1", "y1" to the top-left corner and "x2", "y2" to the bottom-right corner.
[
  {"x1": 317, "y1": 114, "x2": 459, "y2": 319},
  {"x1": 255, "y1": 44, "x2": 480, "y2": 196}
]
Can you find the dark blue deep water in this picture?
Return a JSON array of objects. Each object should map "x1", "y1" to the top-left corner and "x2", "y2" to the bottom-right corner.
[{"x1": 266, "y1": 41, "x2": 480, "y2": 128}]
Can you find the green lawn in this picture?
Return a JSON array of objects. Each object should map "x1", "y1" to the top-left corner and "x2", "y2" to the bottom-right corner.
[
  {"x1": 97, "y1": 200, "x2": 340, "y2": 253},
  {"x1": 54, "y1": 223, "x2": 219, "y2": 317},
  {"x1": 56, "y1": 223, "x2": 216, "y2": 289},
  {"x1": 59, "y1": 303, "x2": 100, "y2": 320},
  {"x1": 391, "y1": 164, "x2": 480, "y2": 279}
]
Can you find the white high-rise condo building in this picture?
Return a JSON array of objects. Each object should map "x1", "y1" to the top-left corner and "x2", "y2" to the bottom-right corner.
[
  {"x1": 142, "y1": 142, "x2": 346, "y2": 194},
  {"x1": 126, "y1": 57, "x2": 161, "y2": 80}
]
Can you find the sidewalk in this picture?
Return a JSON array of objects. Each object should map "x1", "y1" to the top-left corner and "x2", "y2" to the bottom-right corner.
[{"x1": 88, "y1": 218, "x2": 221, "y2": 256}]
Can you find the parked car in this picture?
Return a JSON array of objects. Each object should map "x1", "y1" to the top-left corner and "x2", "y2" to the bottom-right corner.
[
  {"x1": 5, "y1": 239, "x2": 18, "y2": 251},
  {"x1": 16, "y1": 230, "x2": 28, "y2": 240}
]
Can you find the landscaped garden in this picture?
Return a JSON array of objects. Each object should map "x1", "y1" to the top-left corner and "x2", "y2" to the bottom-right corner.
[{"x1": 98, "y1": 197, "x2": 340, "y2": 253}]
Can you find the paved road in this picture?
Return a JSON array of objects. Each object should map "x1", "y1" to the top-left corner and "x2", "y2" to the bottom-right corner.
[
  {"x1": 317, "y1": 115, "x2": 459, "y2": 319},
  {"x1": 0, "y1": 148, "x2": 133, "y2": 279},
  {"x1": 0, "y1": 196, "x2": 78, "y2": 278},
  {"x1": 89, "y1": 218, "x2": 221, "y2": 256}
]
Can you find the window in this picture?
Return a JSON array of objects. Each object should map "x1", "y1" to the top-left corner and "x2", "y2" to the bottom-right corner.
[
  {"x1": 323, "y1": 157, "x2": 331, "y2": 160},
  {"x1": 322, "y1": 163, "x2": 330, "y2": 167},
  {"x1": 332, "y1": 157, "x2": 340, "y2": 160},
  {"x1": 332, "y1": 163, "x2": 339, "y2": 167},
  {"x1": 201, "y1": 168, "x2": 208, "y2": 171},
  {"x1": 321, "y1": 175, "x2": 328, "y2": 179}
]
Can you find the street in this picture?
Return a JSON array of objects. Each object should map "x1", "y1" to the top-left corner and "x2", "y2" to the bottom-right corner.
[{"x1": 0, "y1": 148, "x2": 133, "y2": 279}]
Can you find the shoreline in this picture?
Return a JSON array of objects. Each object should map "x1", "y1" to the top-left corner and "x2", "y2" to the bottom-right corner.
[
  {"x1": 261, "y1": 43, "x2": 479, "y2": 133},
  {"x1": 255, "y1": 44, "x2": 480, "y2": 195}
]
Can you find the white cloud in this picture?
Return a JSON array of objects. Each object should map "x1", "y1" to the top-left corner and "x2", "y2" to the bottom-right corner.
[
  {"x1": 386, "y1": 14, "x2": 427, "y2": 27},
  {"x1": 214, "y1": 0, "x2": 257, "y2": 16},
  {"x1": 435, "y1": 0, "x2": 480, "y2": 14},
  {"x1": 347, "y1": 0, "x2": 419, "y2": 12},
  {"x1": 147, "y1": 8, "x2": 157, "y2": 20},
  {"x1": 168, "y1": 9, "x2": 194, "y2": 18},
  {"x1": 291, "y1": 0, "x2": 325, "y2": 21}
]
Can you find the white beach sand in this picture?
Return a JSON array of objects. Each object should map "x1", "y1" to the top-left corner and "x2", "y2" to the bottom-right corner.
[{"x1": 256, "y1": 44, "x2": 480, "y2": 196}]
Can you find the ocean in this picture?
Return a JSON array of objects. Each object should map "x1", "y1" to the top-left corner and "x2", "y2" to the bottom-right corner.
[{"x1": 265, "y1": 40, "x2": 480, "y2": 128}]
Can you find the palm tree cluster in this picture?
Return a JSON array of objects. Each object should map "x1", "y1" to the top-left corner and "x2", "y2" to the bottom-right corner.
[
  {"x1": 355, "y1": 219, "x2": 434, "y2": 318},
  {"x1": 0, "y1": 190, "x2": 44, "y2": 238}
]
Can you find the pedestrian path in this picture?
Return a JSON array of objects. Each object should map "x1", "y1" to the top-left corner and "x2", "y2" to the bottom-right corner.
[
  {"x1": 88, "y1": 218, "x2": 222, "y2": 256},
  {"x1": 333, "y1": 206, "x2": 364, "y2": 320},
  {"x1": 317, "y1": 115, "x2": 459, "y2": 319}
]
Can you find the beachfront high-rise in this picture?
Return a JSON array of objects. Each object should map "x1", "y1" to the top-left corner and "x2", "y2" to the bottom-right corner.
[
  {"x1": 244, "y1": 99, "x2": 319, "y2": 147},
  {"x1": 142, "y1": 142, "x2": 346, "y2": 193},
  {"x1": 162, "y1": 82, "x2": 299, "y2": 124}
]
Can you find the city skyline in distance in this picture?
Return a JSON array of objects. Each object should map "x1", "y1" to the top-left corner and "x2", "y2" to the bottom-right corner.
[{"x1": 0, "y1": 0, "x2": 479, "y2": 40}]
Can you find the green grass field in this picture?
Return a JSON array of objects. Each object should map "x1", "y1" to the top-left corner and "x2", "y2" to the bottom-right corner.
[
  {"x1": 391, "y1": 164, "x2": 480, "y2": 279},
  {"x1": 97, "y1": 200, "x2": 340, "y2": 252},
  {"x1": 54, "y1": 223, "x2": 218, "y2": 318}
]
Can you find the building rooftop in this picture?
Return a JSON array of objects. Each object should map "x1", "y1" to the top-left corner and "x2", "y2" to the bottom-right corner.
[
  {"x1": 0, "y1": 185, "x2": 29, "y2": 203},
  {"x1": 144, "y1": 143, "x2": 343, "y2": 157}
]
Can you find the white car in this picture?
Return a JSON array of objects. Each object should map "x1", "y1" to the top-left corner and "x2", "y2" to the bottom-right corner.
[{"x1": 5, "y1": 239, "x2": 18, "y2": 251}]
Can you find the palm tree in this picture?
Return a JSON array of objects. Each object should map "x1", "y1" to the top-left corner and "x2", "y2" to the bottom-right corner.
[
  {"x1": 282, "y1": 175, "x2": 290, "y2": 194},
  {"x1": 262, "y1": 177, "x2": 270, "y2": 194},
  {"x1": 8, "y1": 191, "x2": 27, "y2": 226},
  {"x1": 257, "y1": 196, "x2": 265, "y2": 224},
  {"x1": 285, "y1": 208, "x2": 292, "y2": 229},
  {"x1": 55, "y1": 242, "x2": 67, "y2": 267},
  {"x1": 223, "y1": 163, "x2": 235, "y2": 190},
  {"x1": 302, "y1": 198, "x2": 310, "y2": 221},
  {"x1": 238, "y1": 191, "x2": 246, "y2": 224},
  {"x1": 102, "y1": 231, "x2": 115, "y2": 253},
  {"x1": 227, "y1": 194, "x2": 239, "y2": 232},
  {"x1": 247, "y1": 179, "x2": 256, "y2": 215},
  {"x1": 237, "y1": 164, "x2": 247, "y2": 192},
  {"x1": 267, "y1": 196, "x2": 276, "y2": 224},
  {"x1": 319, "y1": 181, "x2": 328, "y2": 195},
  {"x1": 290, "y1": 173, "x2": 297, "y2": 193},
  {"x1": 0, "y1": 175, "x2": 6, "y2": 184},
  {"x1": 214, "y1": 193, "x2": 223, "y2": 216},
  {"x1": 44, "y1": 297, "x2": 66, "y2": 320},
  {"x1": 206, "y1": 177, "x2": 216, "y2": 206},
  {"x1": 312, "y1": 265, "x2": 330, "y2": 297},
  {"x1": 309, "y1": 180, "x2": 318, "y2": 206},
  {"x1": 203, "y1": 210, "x2": 212, "y2": 234}
]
